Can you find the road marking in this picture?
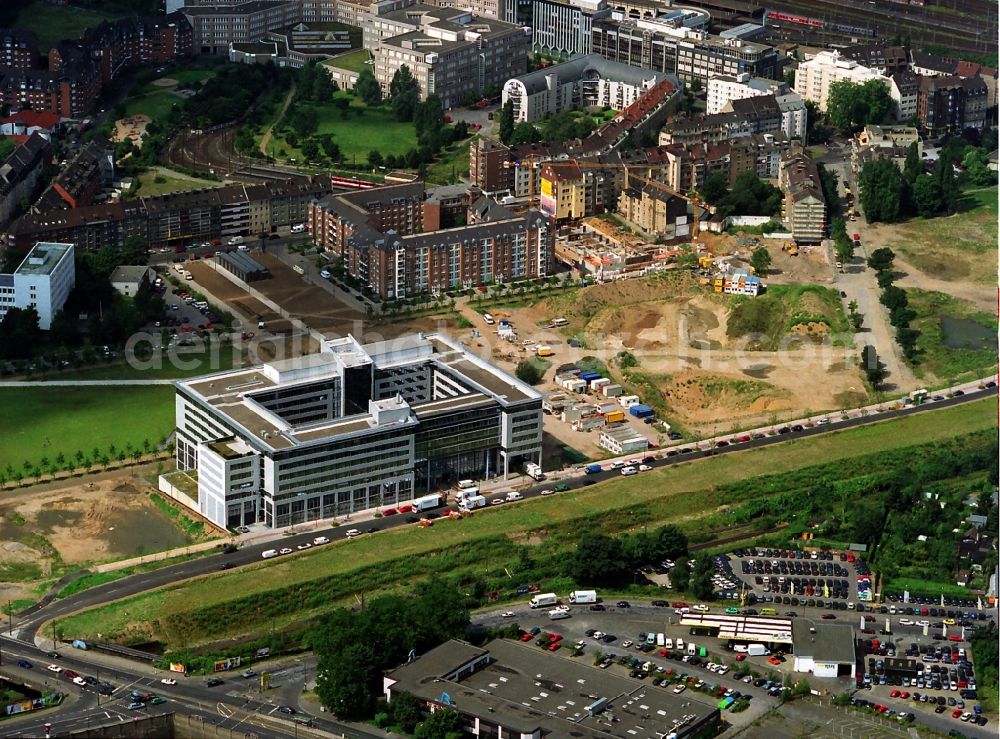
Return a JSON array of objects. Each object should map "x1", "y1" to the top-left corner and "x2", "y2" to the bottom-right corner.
[
  {"x1": 217, "y1": 702, "x2": 234, "y2": 718},
  {"x1": 268, "y1": 705, "x2": 279, "y2": 715}
]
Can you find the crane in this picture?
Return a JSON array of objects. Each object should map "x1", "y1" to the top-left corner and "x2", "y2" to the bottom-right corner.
[{"x1": 520, "y1": 158, "x2": 707, "y2": 241}]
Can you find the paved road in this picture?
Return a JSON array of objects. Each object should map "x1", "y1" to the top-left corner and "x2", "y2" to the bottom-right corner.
[{"x1": 13, "y1": 384, "x2": 996, "y2": 648}]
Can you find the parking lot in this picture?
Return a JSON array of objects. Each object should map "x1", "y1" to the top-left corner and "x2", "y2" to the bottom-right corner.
[{"x1": 722, "y1": 547, "x2": 870, "y2": 606}]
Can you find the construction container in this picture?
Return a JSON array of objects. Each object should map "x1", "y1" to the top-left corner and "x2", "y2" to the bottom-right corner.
[
  {"x1": 561, "y1": 378, "x2": 586, "y2": 393},
  {"x1": 590, "y1": 377, "x2": 611, "y2": 392},
  {"x1": 629, "y1": 403, "x2": 655, "y2": 418},
  {"x1": 578, "y1": 371, "x2": 602, "y2": 382},
  {"x1": 535, "y1": 345, "x2": 553, "y2": 357},
  {"x1": 601, "y1": 383, "x2": 623, "y2": 397},
  {"x1": 604, "y1": 409, "x2": 625, "y2": 424},
  {"x1": 573, "y1": 415, "x2": 606, "y2": 431},
  {"x1": 618, "y1": 395, "x2": 640, "y2": 408}
]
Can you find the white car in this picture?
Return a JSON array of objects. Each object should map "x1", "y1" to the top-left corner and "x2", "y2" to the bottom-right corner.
[
  {"x1": 673, "y1": 684, "x2": 686, "y2": 694},
  {"x1": 47, "y1": 665, "x2": 62, "y2": 673},
  {"x1": 620, "y1": 466, "x2": 638, "y2": 476},
  {"x1": 539, "y1": 489, "x2": 555, "y2": 496},
  {"x1": 313, "y1": 536, "x2": 329, "y2": 545},
  {"x1": 638, "y1": 464, "x2": 652, "y2": 472},
  {"x1": 160, "y1": 678, "x2": 177, "y2": 685},
  {"x1": 72, "y1": 676, "x2": 87, "y2": 686},
  {"x1": 296, "y1": 543, "x2": 312, "y2": 550},
  {"x1": 916, "y1": 620, "x2": 930, "y2": 627},
  {"x1": 278, "y1": 547, "x2": 293, "y2": 555},
  {"x1": 345, "y1": 529, "x2": 362, "y2": 537},
  {"x1": 593, "y1": 631, "x2": 606, "y2": 640},
  {"x1": 501, "y1": 611, "x2": 515, "y2": 618},
  {"x1": 320, "y1": 270, "x2": 331, "y2": 279},
  {"x1": 899, "y1": 618, "x2": 914, "y2": 626},
  {"x1": 622, "y1": 640, "x2": 633, "y2": 648}
]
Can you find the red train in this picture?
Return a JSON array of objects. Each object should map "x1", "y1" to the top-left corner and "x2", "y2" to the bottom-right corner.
[{"x1": 330, "y1": 175, "x2": 377, "y2": 190}]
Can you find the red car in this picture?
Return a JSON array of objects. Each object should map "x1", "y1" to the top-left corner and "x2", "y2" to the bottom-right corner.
[
  {"x1": 549, "y1": 633, "x2": 563, "y2": 642},
  {"x1": 520, "y1": 633, "x2": 533, "y2": 642},
  {"x1": 948, "y1": 634, "x2": 963, "y2": 642},
  {"x1": 890, "y1": 690, "x2": 901, "y2": 698},
  {"x1": 735, "y1": 653, "x2": 746, "y2": 662},
  {"x1": 398, "y1": 505, "x2": 413, "y2": 513},
  {"x1": 547, "y1": 642, "x2": 561, "y2": 651},
  {"x1": 381, "y1": 507, "x2": 398, "y2": 516},
  {"x1": 953, "y1": 709, "x2": 963, "y2": 719},
  {"x1": 63, "y1": 670, "x2": 80, "y2": 679},
  {"x1": 738, "y1": 435, "x2": 751, "y2": 442},
  {"x1": 671, "y1": 602, "x2": 688, "y2": 608},
  {"x1": 900, "y1": 691, "x2": 910, "y2": 699}
]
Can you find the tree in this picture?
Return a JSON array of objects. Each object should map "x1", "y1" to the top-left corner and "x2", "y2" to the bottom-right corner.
[
  {"x1": 903, "y1": 141, "x2": 922, "y2": 184},
  {"x1": 860, "y1": 345, "x2": 887, "y2": 388},
  {"x1": 689, "y1": 554, "x2": 715, "y2": 601},
  {"x1": 498, "y1": 100, "x2": 515, "y2": 145},
  {"x1": 569, "y1": 534, "x2": 631, "y2": 587},
  {"x1": 367, "y1": 149, "x2": 384, "y2": 170},
  {"x1": 749, "y1": 246, "x2": 772, "y2": 276},
  {"x1": 689, "y1": 76, "x2": 702, "y2": 93},
  {"x1": 510, "y1": 121, "x2": 541, "y2": 146},
  {"x1": 301, "y1": 138, "x2": 320, "y2": 163},
  {"x1": 700, "y1": 171, "x2": 730, "y2": 204},
  {"x1": 826, "y1": 78, "x2": 892, "y2": 133},
  {"x1": 932, "y1": 156, "x2": 959, "y2": 214},
  {"x1": 387, "y1": 692, "x2": 424, "y2": 734},
  {"x1": 867, "y1": 247, "x2": 896, "y2": 273},
  {"x1": 515, "y1": 359, "x2": 543, "y2": 385},
  {"x1": 880, "y1": 285, "x2": 907, "y2": 311},
  {"x1": 122, "y1": 235, "x2": 148, "y2": 265},
  {"x1": 670, "y1": 560, "x2": 690, "y2": 591},
  {"x1": 355, "y1": 67, "x2": 382, "y2": 106},
  {"x1": 320, "y1": 136, "x2": 342, "y2": 163},
  {"x1": 858, "y1": 159, "x2": 904, "y2": 223},
  {"x1": 847, "y1": 300, "x2": 863, "y2": 332},
  {"x1": 389, "y1": 65, "x2": 421, "y2": 122},
  {"x1": 911, "y1": 174, "x2": 942, "y2": 217},
  {"x1": 0, "y1": 307, "x2": 41, "y2": 360},
  {"x1": 653, "y1": 524, "x2": 688, "y2": 561},
  {"x1": 963, "y1": 147, "x2": 997, "y2": 186},
  {"x1": 414, "y1": 708, "x2": 463, "y2": 739}
]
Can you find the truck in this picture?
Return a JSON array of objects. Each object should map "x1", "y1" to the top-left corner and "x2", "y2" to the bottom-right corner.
[
  {"x1": 412, "y1": 494, "x2": 443, "y2": 512},
  {"x1": 525, "y1": 462, "x2": 545, "y2": 481},
  {"x1": 584, "y1": 463, "x2": 603, "y2": 474},
  {"x1": 568, "y1": 590, "x2": 597, "y2": 604},
  {"x1": 747, "y1": 644, "x2": 770, "y2": 657},
  {"x1": 530, "y1": 592, "x2": 558, "y2": 609},
  {"x1": 459, "y1": 495, "x2": 486, "y2": 511}
]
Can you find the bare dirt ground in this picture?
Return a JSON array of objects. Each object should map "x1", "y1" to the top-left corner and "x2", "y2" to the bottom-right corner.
[
  {"x1": 0, "y1": 474, "x2": 198, "y2": 605},
  {"x1": 696, "y1": 231, "x2": 834, "y2": 285},
  {"x1": 112, "y1": 113, "x2": 150, "y2": 147},
  {"x1": 461, "y1": 275, "x2": 866, "y2": 438}
]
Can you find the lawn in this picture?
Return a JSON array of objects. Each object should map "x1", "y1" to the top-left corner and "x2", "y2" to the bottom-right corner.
[
  {"x1": 0, "y1": 386, "x2": 176, "y2": 472},
  {"x1": 11, "y1": 0, "x2": 116, "y2": 51},
  {"x1": 135, "y1": 169, "x2": 220, "y2": 197},
  {"x1": 55, "y1": 398, "x2": 996, "y2": 648},
  {"x1": 887, "y1": 186, "x2": 998, "y2": 285},
  {"x1": 728, "y1": 284, "x2": 851, "y2": 349},
  {"x1": 907, "y1": 289, "x2": 998, "y2": 382},
  {"x1": 268, "y1": 93, "x2": 417, "y2": 162},
  {"x1": 124, "y1": 91, "x2": 184, "y2": 121},
  {"x1": 323, "y1": 49, "x2": 370, "y2": 73}
]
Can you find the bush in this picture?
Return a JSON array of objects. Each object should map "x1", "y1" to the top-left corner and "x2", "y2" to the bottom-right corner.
[{"x1": 515, "y1": 360, "x2": 543, "y2": 385}]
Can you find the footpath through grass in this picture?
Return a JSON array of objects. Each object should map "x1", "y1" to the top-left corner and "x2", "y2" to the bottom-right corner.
[
  {"x1": 0, "y1": 386, "x2": 175, "y2": 472},
  {"x1": 55, "y1": 398, "x2": 996, "y2": 648}
]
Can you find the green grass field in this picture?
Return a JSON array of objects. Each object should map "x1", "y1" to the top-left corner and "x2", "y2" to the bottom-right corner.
[
  {"x1": 323, "y1": 49, "x2": 370, "y2": 73},
  {"x1": 55, "y1": 398, "x2": 997, "y2": 648},
  {"x1": 268, "y1": 93, "x2": 417, "y2": 162},
  {"x1": 0, "y1": 386, "x2": 176, "y2": 472},
  {"x1": 12, "y1": 0, "x2": 117, "y2": 51},
  {"x1": 135, "y1": 170, "x2": 219, "y2": 197},
  {"x1": 124, "y1": 91, "x2": 184, "y2": 121},
  {"x1": 426, "y1": 139, "x2": 471, "y2": 185},
  {"x1": 908, "y1": 289, "x2": 998, "y2": 382},
  {"x1": 888, "y1": 186, "x2": 998, "y2": 285}
]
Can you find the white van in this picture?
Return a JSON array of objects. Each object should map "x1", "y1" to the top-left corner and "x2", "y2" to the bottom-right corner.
[
  {"x1": 664, "y1": 637, "x2": 673, "y2": 649},
  {"x1": 261, "y1": 549, "x2": 278, "y2": 559},
  {"x1": 506, "y1": 491, "x2": 523, "y2": 502},
  {"x1": 620, "y1": 466, "x2": 638, "y2": 476},
  {"x1": 675, "y1": 639, "x2": 685, "y2": 652},
  {"x1": 458, "y1": 479, "x2": 477, "y2": 490},
  {"x1": 482, "y1": 312, "x2": 495, "y2": 325},
  {"x1": 646, "y1": 633, "x2": 656, "y2": 645},
  {"x1": 656, "y1": 633, "x2": 665, "y2": 647},
  {"x1": 290, "y1": 223, "x2": 306, "y2": 233},
  {"x1": 549, "y1": 609, "x2": 570, "y2": 620}
]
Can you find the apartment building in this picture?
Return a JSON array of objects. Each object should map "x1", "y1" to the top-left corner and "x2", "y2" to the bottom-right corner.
[
  {"x1": 0, "y1": 241, "x2": 75, "y2": 330},
  {"x1": 371, "y1": 6, "x2": 529, "y2": 108},
  {"x1": 839, "y1": 43, "x2": 908, "y2": 76},
  {"x1": 502, "y1": 54, "x2": 667, "y2": 122},
  {"x1": 470, "y1": 138, "x2": 515, "y2": 194},
  {"x1": 779, "y1": 152, "x2": 826, "y2": 244},
  {"x1": 793, "y1": 50, "x2": 887, "y2": 112},
  {"x1": 591, "y1": 18, "x2": 779, "y2": 87},
  {"x1": 7, "y1": 177, "x2": 332, "y2": 251},
  {"x1": 0, "y1": 133, "x2": 50, "y2": 227},
  {"x1": 851, "y1": 124, "x2": 920, "y2": 176},
  {"x1": 174, "y1": 332, "x2": 544, "y2": 528},
  {"x1": 916, "y1": 74, "x2": 987, "y2": 133},
  {"x1": 616, "y1": 182, "x2": 687, "y2": 237},
  {"x1": 0, "y1": 28, "x2": 38, "y2": 70},
  {"x1": 34, "y1": 138, "x2": 114, "y2": 212},
  {"x1": 706, "y1": 72, "x2": 787, "y2": 114},
  {"x1": 309, "y1": 183, "x2": 552, "y2": 298},
  {"x1": 539, "y1": 162, "x2": 588, "y2": 220},
  {"x1": 889, "y1": 71, "x2": 918, "y2": 121}
]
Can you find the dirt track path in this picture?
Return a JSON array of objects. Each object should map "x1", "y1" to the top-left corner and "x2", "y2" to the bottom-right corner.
[
  {"x1": 259, "y1": 82, "x2": 296, "y2": 157},
  {"x1": 890, "y1": 254, "x2": 995, "y2": 313}
]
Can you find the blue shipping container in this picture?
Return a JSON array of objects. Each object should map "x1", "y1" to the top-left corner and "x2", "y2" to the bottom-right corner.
[
  {"x1": 579, "y1": 371, "x2": 601, "y2": 381},
  {"x1": 629, "y1": 404, "x2": 654, "y2": 418}
]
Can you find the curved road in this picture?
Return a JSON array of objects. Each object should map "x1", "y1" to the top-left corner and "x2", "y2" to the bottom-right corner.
[{"x1": 13, "y1": 385, "x2": 997, "y2": 645}]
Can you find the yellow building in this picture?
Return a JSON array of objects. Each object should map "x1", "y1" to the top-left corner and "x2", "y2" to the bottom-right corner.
[{"x1": 539, "y1": 163, "x2": 587, "y2": 220}]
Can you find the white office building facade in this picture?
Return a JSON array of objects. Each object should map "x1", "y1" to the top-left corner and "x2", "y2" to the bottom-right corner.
[
  {"x1": 0, "y1": 241, "x2": 75, "y2": 330},
  {"x1": 174, "y1": 333, "x2": 543, "y2": 529}
]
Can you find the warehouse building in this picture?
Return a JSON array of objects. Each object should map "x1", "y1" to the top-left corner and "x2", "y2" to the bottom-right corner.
[
  {"x1": 216, "y1": 250, "x2": 270, "y2": 281},
  {"x1": 791, "y1": 620, "x2": 857, "y2": 679},
  {"x1": 599, "y1": 424, "x2": 649, "y2": 454},
  {"x1": 384, "y1": 638, "x2": 720, "y2": 738},
  {"x1": 175, "y1": 333, "x2": 543, "y2": 529}
]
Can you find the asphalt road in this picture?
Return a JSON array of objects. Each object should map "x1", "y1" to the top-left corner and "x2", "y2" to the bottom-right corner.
[{"x1": 14, "y1": 385, "x2": 997, "y2": 647}]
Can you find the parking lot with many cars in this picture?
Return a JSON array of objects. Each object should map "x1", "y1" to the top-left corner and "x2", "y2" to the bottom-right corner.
[{"x1": 724, "y1": 547, "x2": 870, "y2": 606}]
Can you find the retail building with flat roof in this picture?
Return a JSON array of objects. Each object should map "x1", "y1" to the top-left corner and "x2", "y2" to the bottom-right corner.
[{"x1": 175, "y1": 332, "x2": 543, "y2": 528}]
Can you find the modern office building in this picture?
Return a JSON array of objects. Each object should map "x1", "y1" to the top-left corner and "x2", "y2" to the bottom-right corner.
[
  {"x1": 174, "y1": 332, "x2": 544, "y2": 529},
  {"x1": 0, "y1": 242, "x2": 75, "y2": 329},
  {"x1": 531, "y1": 0, "x2": 610, "y2": 58},
  {"x1": 502, "y1": 53, "x2": 668, "y2": 122}
]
